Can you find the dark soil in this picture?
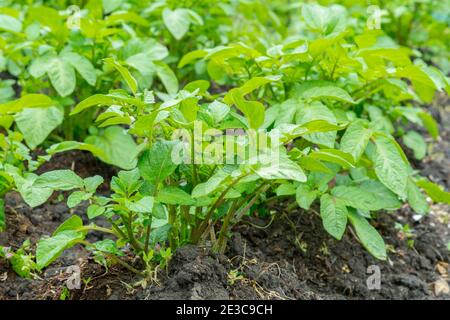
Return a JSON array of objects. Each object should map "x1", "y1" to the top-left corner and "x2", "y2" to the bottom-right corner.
[{"x1": 1, "y1": 104, "x2": 449, "y2": 300}]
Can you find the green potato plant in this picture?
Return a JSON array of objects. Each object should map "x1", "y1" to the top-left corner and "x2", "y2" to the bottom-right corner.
[{"x1": 0, "y1": 0, "x2": 449, "y2": 279}]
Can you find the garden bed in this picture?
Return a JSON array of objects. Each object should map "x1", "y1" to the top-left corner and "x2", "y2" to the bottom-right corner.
[{"x1": 1, "y1": 104, "x2": 449, "y2": 301}]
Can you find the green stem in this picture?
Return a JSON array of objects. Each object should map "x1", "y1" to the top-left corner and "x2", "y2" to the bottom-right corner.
[
  {"x1": 144, "y1": 215, "x2": 153, "y2": 255},
  {"x1": 190, "y1": 174, "x2": 247, "y2": 243},
  {"x1": 191, "y1": 131, "x2": 199, "y2": 186},
  {"x1": 125, "y1": 212, "x2": 143, "y2": 253},
  {"x1": 168, "y1": 205, "x2": 177, "y2": 250},
  {"x1": 233, "y1": 184, "x2": 271, "y2": 224},
  {"x1": 215, "y1": 184, "x2": 270, "y2": 254},
  {"x1": 105, "y1": 253, "x2": 144, "y2": 276},
  {"x1": 214, "y1": 200, "x2": 239, "y2": 253},
  {"x1": 77, "y1": 225, "x2": 117, "y2": 236},
  {"x1": 108, "y1": 219, "x2": 128, "y2": 240}
]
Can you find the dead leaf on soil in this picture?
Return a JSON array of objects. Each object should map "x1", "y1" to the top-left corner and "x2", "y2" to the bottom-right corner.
[
  {"x1": 0, "y1": 272, "x2": 7, "y2": 281},
  {"x1": 106, "y1": 284, "x2": 112, "y2": 296},
  {"x1": 433, "y1": 279, "x2": 450, "y2": 296},
  {"x1": 436, "y1": 261, "x2": 449, "y2": 278}
]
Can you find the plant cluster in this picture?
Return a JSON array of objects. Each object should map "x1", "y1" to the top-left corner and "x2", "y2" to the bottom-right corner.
[{"x1": 0, "y1": 0, "x2": 449, "y2": 278}]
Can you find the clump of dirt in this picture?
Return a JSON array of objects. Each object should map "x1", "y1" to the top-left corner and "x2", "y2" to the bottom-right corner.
[{"x1": 143, "y1": 245, "x2": 229, "y2": 300}]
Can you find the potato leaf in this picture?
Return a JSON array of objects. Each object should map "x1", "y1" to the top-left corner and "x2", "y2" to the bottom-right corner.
[
  {"x1": 36, "y1": 230, "x2": 85, "y2": 270},
  {"x1": 348, "y1": 210, "x2": 387, "y2": 261},
  {"x1": 320, "y1": 194, "x2": 348, "y2": 240}
]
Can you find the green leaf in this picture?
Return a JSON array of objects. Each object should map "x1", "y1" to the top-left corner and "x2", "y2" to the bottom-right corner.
[
  {"x1": 53, "y1": 215, "x2": 83, "y2": 235},
  {"x1": 416, "y1": 179, "x2": 450, "y2": 204},
  {"x1": 406, "y1": 178, "x2": 429, "y2": 215},
  {"x1": 61, "y1": 52, "x2": 97, "y2": 86},
  {"x1": 0, "y1": 94, "x2": 53, "y2": 115},
  {"x1": 102, "y1": 0, "x2": 123, "y2": 13},
  {"x1": 255, "y1": 156, "x2": 307, "y2": 182},
  {"x1": 149, "y1": 224, "x2": 172, "y2": 245},
  {"x1": 126, "y1": 196, "x2": 154, "y2": 213},
  {"x1": 154, "y1": 61, "x2": 179, "y2": 95},
  {"x1": 372, "y1": 134, "x2": 409, "y2": 198},
  {"x1": 104, "y1": 58, "x2": 138, "y2": 94},
  {"x1": 0, "y1": 115, "x2": 14, "y2": 129},
  {"x1": 298, "y1": 156, "x2": 333, "y2": 174},
  {"x1": 87, "y1": 204, "x2": 106, "y2": 219},
  {"x1": 12, "y1": 174, "x2": 53, "y2": 208},
  {"x1": 296, "y1": 184, "x2": 318, "y2": 210},
  {"x1": 396, "y1": 64, "x2": 440, "y2": 103},
  {"x1": 14, "y1": 106, "x2": 64, "y2": 149},
  {"x1": 184, "y1": 80, "x2": 210, "y2": 95},
  {"x1": 207, "y1": 100, "x2": 230, "y2": 124},
  {"x1": 157, "y1": 186, "x2": 195, "y2": 205},
  {"x1": 67, "y1": 191, "x2": 91, "y2": 208},
  {"x1": 296, "y1": 81, "x2": 355, "y2": 104},
  {"x1": 224, "y1": 76, "x2": 280, "y2": 105},
  {"x1": 29, "y1": 54, "x2": 53, "y2": 78},
  {"x1": 340, "y1": 119, "x2": 372, "y2": 161},
  {"x1": 138, "y1": 140, "x2": 178, "y2": 185},
  {"x1": 191, "y1": 170, "x2": 229, "y2": 198},
  {"x1": 276, "y1": 183, "x2": 296, "y2": 196},
  {"x1": 295, "y1": 102, "x2": 337, "y2": 148},
  {"x1": 229, "y1": 90, "x2": 265, "y2": 129},
  {"x1": 126, "y1": 52, "x2": 156, "y2": 75},
  {"x1": 89, "y1": 239, "x2": 123, "y2": 256},
  {"x1": 105, "y1": 11, "x2": 149, "y2": 26},
  {"x1": 46, "y1": 141, "x2": 106, "y2": 159},
  {"x1": 301, "y1": 4, "x2": 346, "y2": 36},
  {"x1": 112, "y1": 169, "x2": 142, "y2": 195},
  {"x1": 33, "y1": 170, "x2": 84, "y2": 191},
  {"x1": 308, "y1": 149, "x2": 355, "y2": 168},
  {"x1": 47, "y1": 57, "x2": 76, "y2": 97},
  {"x1": 0, "y1": 14, "x2": 22, "y2": 33},
  {"x1": 152, "y1": 203, "x2": 167, "y2": 220},
  {"x1": 403, "y1": 131, "x2": 426, "y2": 160},
  {"x1": 36, "y1": 230, "x2": 84, "y2": 270},
  {"x1": 347, "y1": 210, "x2": 387, "y2": 260},
  {"x1": 418, "y1": 112, "x2": 439, "y2": 139},
  {"x1": 320, "y1": 194, "x2": 348, "y2": 240},
  {"x1": 162, "y1": 8, "x2": 191, "y2": 40},
  {"x1": 85, "y1": 126, "x2": 139, "y2": 170},
  {"x1": 331, "y1": 181, "x2": 401, "y2": 211},
  {"x1": 84, "y1": 176, "x2": 104, "y2": 192},
  {"x1": 71, "y1": 94, "x2": 116, "y2": 115},
  {"x1": 178, "y1": 49, "x2": 207, "y2": 68},
  {"x1": 301, "y1": 120, "x2": 347, "y2": 133}
]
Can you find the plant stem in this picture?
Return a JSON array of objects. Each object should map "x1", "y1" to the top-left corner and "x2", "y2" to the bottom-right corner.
[
  {"x1": 105, "y1": 254, "x2": 144, "y2": 276},
  {"x1": 190, "y1": 175, "x2": 247, "y2": 243},
  {"x1": 77, "y1": 225, "x2": 117, "y2": 236},
  {"x1": 144, "y1": 215, "x2": 153, "y2": 255},
  {"x1": 168, "y1": 205, "x2": 177, "y2": 250},
  {"x1": 214, "y1": 200, "x2": 239, "y2": 253},
  {"x1": 109, "y1": 219, "x2": 128, "y2": 240},
  {"x1": 234, "y1": 184, "x2": 271, "y2": 224},
  {"x1": 284, "y1": 200, "x2": 298, "y2": 213},
  {"x1": 125, "y1": 212, "x2": 143, "y2": 253},
  {"x1": 191, "y1": 131, "x2": 199, "y2": 186}
]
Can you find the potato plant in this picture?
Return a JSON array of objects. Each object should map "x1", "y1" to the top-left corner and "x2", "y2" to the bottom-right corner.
[{"x1": 0, "y1": 0, "x2": 449, "y2": 278}]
